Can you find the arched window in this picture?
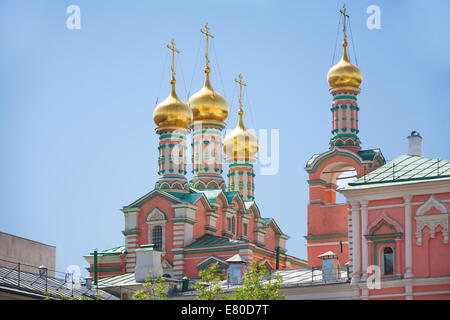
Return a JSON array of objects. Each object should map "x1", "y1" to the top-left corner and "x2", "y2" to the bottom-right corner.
[
  {"x1": 335, "y1": 169, "x2": 357, "y2": 203},
  {"x1": 382, "y1": 247, "x2": 394, "y2": 275},
  {"x1": 152, "y1": 225, "x2": 163, "y2": 250},
  {"x1": 146, "y1": 208, "x2": 167, "y2": 251}
]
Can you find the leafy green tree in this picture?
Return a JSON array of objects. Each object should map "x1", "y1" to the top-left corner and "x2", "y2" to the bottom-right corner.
[
  {"x1": 225, "y1": 260, "x2": 285, "y2": 300},
  {"x1": 43, "y1": 290, "x2": 52, "y2": 300},
  {"x1": 194, "y1": 262, "x2": 225, "y2": 300},
  {"x1": 131, "y1": 271, "x2": 168, "y2": 300}
]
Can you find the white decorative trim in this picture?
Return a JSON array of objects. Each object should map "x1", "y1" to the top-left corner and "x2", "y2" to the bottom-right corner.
[
  {"x1": 404, "y1": 194, "x2": 414, "y2": 278},
  {"x1": 366, "y1": 211, "x2": 404, "y2": 235},
  {"x1": 341, "y1": 181, "x2": 450, "y2": 202},
  {"x1": 146, "y1": 208, "x2": 167, "y2": 251},
  {"x1": 363, "y1": 290, "x2": 450, "y2": 300},
  {"x1": 146, "y1": 207, "x2": 166, "y2": 221},
  {"x1": 415, "y1": 195, "x2": 449, "y2": 245},
  {"x1": 361, "y1": 201, "x2": 369, "y2": 281},
  {"x1": 415, "y1": 214, "x2": 450, "y2": 245},
  {"x1": 306, "y1": 241, "x2": 349, "y2": 247},
  {"x1": 350, "y1": 202, "x2": 360, "y2": 283},
  {"x1": 416, "y1": 195, "x2": 448, "y2": 216}
]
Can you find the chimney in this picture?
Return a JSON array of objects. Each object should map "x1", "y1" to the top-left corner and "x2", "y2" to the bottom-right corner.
[
  {"x1": 85, "y1": 276, "x2": 93, "y2": 290},
  {"x1": 317, "y1": 251, "x2": 340, "y2": 281},
  {"x1": 226, "y1": 254, "x2": 248, "y2": 285},
  {"x1": 39, "y1": 265, "x2": 48, "y2": 279},
  {"x1": 134, "y1": 244, "x2": 163, "y2": 282},
  {"x1": 408, "y1": 131, "x2": 423, "y2": 157}
]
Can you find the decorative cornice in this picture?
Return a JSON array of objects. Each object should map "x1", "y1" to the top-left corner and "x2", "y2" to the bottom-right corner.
[
  {"x1": 305, "y1": 147, "x2": 365, "y2": 173},
  {"x1": 170, "y1": 217, "x2": 197, "y2": 225},
  {"x1": 172, "y1": 203, "x2": 198, "y2": 211},
  {"x1": 122, "y1": 228, "x2": 141, "y2": 236}
]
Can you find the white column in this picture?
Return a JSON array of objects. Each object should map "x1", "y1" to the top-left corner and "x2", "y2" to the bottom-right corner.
[
  {"x1": 350, "y1": 201, "x2": 361, "y2": 284},
  {"x1": 123, "y1": 208, "x2": 139, "y2": 231},
  {"x1": 404, "y1": 194, "x2": 414, "y2": 278},
  {"x1": 361, "y1": 200, "x2": 369, "y2": 281},
  {"x1": 172, "y1": 253, "x2": 184, "y2": 279},
  {"x1": 347, "y1": 212, "x2": 353, "y2": 274}
]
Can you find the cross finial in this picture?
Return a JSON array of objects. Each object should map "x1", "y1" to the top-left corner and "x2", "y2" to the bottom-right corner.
[
  {"x1": 167, "y1": 39, "x2": 180, "y2": 84},
  {"x1": 339, "y1": 4, "x2": 350, "y2": 45},
  {"x1": 234, "y1": 73, "x2": 247, "y2": 115},
  {"x1": 200, "y1": 23, "x2": 215, "y2": 73}
]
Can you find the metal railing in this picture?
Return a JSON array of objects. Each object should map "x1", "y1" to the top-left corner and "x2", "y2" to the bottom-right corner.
[
  {"x1": 272, "y1": 265, "x2": 351, "y2": 288},
  {"x1": 0, "y1": 258, "x2": 118, "y2": 300}
]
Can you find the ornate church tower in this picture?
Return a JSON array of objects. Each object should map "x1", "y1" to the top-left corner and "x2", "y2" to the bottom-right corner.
[
  {"x1": 304, "y1": 6, "x2": 385, "y2": 268},
  {"x1": 188, "y1": 24, "x2": 229, "y2": 191},
  {"x1": 153, "y1": 40, "x2": 193, "y2": 192},
  {"x1": 223, "y1": 74, "x2": 258, "y2": 200},
  {"x1": 327, "y1": 6, "x2": 362, "y2": 153}
]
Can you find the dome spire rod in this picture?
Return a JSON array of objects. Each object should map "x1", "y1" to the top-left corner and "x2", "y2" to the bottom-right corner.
[
  {"x1": 200, "y1": 23, "x2": 214, "y2": 73},
  {"x1": 167, "y1": 39, "x2": 180, "y2": 85},
  {"x1": 234, "y1": 73, "x2": 247, "y2": 117},
  {"x1": 339, "y1": 4, "x2": 349, "y2": 46}
]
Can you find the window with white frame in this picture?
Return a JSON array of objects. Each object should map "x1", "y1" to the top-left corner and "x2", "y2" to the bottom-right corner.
[
  {"x1": 146, "y1": 208, "x2": 167, "y2": 251},
  {"x1": 152, "y1": 225, "x2": 163, "y2": 250},
  {"x1": 380, "y1": 246, "x2": 394, "y2": 275}
]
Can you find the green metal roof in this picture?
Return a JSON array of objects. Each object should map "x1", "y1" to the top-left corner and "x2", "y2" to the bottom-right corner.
[
  {"x1": 184, "y1": 234, "x2": 247, "y2": 249},
  {"x1": 224, "y1": 191, "x2": 240, "y2": 204},
  {"x1": 169, "y1": 190, "x2": 239, "y2": 206},
  {"x1": 166, "y1": 192, "x2": 204, "y2": 204},
  {"x1": 98, "y1": 272, "x2": 143, "y2": 288},
  {"x1": 126, "y1": 186, "x2": 248, "y2": 213},
  {"x1": 358, "y1": 149, "x2": 383, "y2": 162},
  {"x1": 199, "y1": 190, "x2": 223, "y2": 202},
  {"x1": 88, "y1": 245, "x2": 126, "y2": 256},
  {"x1": 345, "y1": 154, "x2": 450, "y2": 188},
  {"x1": 244, "y1": 201, "x2": 254, "y2": 210}
]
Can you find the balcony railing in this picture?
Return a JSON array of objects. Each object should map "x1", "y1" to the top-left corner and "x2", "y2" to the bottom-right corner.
[{"x1": 0, "y1": 258, "x2": 118, "y2": 300}]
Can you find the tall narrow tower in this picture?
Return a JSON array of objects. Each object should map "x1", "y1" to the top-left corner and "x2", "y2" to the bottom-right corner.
[
  {"x1": 188, "y1": 24, "x2": 229, "y2": 191},
  {"x1": 223, "y1": 74, "x2": 258, "y2": 200},
  {"x1": 327, "y1": 5, "x2": 362, "y2": 153},
  {"x1": 153, "y1": 40, "x2": 193, "y2": 192},
  {"x1": 304, "y1": 6, "x2": 385, "y2": 268}
]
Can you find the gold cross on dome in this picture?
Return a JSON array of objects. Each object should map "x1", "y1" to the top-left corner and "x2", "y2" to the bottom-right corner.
[
  {"x1": 339, "y1": 4, "x2": 350, "y2": 44},
  {"x1": 200, "y1": 23, "x2": 214, "y2": 71},
  {"x1": 234, "y1": 73, "x2": 247, "y2": 113},
  {"x1": 167, "y1": 39, "x2": 180, "y2": 83}
]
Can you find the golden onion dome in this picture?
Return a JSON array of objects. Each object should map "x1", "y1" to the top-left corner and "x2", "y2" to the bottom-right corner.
[
  {"x1": 223, "y1": 111, "x2": 258, "y2": 162},
  {"x1": 153, "y1": 81, "x2": 193, "y2": 132},
  {"x1": 327, "y1": 42, "x2": 362, "y2": 89},
  {"x1": 188, "y1": 70, "x2": 229, "y2": 123}
]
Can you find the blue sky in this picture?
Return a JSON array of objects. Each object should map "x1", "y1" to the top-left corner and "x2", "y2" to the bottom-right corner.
[{"x1": 1, "y1": 0, "x2": 449, "y2": 276}]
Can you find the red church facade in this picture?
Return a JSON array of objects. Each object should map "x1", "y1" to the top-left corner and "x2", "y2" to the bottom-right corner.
[{"x1": 84, "y1": 27, "x2": 306, "y2": 281}]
